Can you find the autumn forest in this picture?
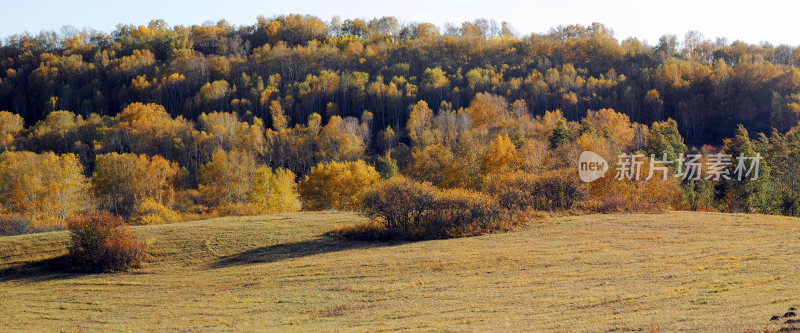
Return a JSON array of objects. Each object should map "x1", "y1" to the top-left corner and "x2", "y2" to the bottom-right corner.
[{"x1": 2, "y1": 14, "x2": 800, "y2": 240}]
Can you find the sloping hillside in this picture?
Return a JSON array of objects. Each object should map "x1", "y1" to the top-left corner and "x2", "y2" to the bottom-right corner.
[{"x1": 2, "y1": 211, "x2": 800, "y2": 331}]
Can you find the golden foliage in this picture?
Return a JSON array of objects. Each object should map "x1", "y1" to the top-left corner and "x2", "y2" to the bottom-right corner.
[
  {"x1": 574, "y1": 132, "x2": 618, "y2": 164},
  {"x1": 406, "y1": 100, "x2": 435, "y2": 146},
  {"x1": 315, "y1": 115, "x2": 368, "y2": 162},
  {"x1": 583, "y1": 108, "x2": 637, "y2": 150},
  {"x1": 518, "y1": 138, "x2": 550, "y2": 173},
  {"x1": 269, "y1": 100, "x2": 288, "y2": 131},
  {"x1": 405, "y1": 144, "x2": 471, "y2": 189},
  {"x1": 107, "y1": 103, "x2": 196, "y2": 163},
  {"x1": 93, "y1": 153, "x2": 180, "y2": 217},
  {"x1": 198, "y1": 111, "x2": 264, "y2": 154},
  {"x1": 0, "y1": 151, "x2": 90, "y2": 225},
  {"x1": 298, "y1": 160, "x2": 381, "y2": 211},
  {"x1": 466, "y1": 92, "x2": 511, "y2": 128},
  {"x1": 0, "y1": 111, "x2": 24, "y2": 151},
  {"x1": 248, "y1": 167, "x2": 301, "y2": 213},
  {"x1": 130, "y1": 198, "x2": 181, "y2": 225},
  {"x1": 199, "y1": 149, "x2": 257, "y2": 207},
  {"x1": 480, "y1": 134, "x2": 520, "y2": 176}
]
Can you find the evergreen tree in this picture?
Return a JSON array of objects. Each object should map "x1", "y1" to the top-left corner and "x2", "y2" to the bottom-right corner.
[
  {"x1": 549, "y1": 121, "x2": 571, "y2": 149},
  {"x1": 717, "y1": 125, "x2": 771, "y2": 213}
]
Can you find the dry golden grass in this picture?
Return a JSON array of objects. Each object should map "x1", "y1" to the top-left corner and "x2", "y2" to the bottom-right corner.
[{"x1": 2, "y1": 211, "x2": 800, "y2": 331}]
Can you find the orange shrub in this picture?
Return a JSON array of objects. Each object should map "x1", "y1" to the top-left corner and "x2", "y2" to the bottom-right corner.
[{"x1": 67, "y1": 212, "x2": 148, "y2": 272}]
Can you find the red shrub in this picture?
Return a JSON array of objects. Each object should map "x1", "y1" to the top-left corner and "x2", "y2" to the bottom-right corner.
[{"x1": 67, "y1": 212, "x2": 148, "y2": 272}]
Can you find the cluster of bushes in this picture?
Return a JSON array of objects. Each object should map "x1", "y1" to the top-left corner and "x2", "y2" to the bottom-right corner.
[
  {"x1": 335, "y1": 177, "x2": 510, "y2": 240},
  {"x1": 485, "y1": 170, "x2": 588, "y2": 211},
  {"x1": 331, "y1": 165, "x2": 600, "y2": 240}
]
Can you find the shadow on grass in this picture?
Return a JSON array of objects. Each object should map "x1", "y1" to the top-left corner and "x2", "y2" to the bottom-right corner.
[
  {"x1": 0, "y1": 256, "x2": 83, "y2": 283},
  {"x1": 212, "y1": 235, "x2": 402, "y2": 268}
]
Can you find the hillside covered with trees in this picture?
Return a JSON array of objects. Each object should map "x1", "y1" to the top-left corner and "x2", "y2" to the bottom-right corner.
[
  {"x1": 2, "y1": 15, "x2": 800, "y2": 236},
  {"x1": 4, "y1": 15, "x2": 800, "y2": 143}
]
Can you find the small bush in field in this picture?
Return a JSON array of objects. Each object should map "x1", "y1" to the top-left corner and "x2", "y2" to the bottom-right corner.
[
  {"x1": 485, "y1": 170, "x2": 588, "y2": 211},
  {"x1": 360, "y1": 176, "x2": 437, "y2": 235},
  {"x1": 0, "y1": 214, "x2": 31, "y2": 236},
  {"x1": 352, "y1": 177, "x2": 511, "y2": 240},
  {"x1": 67, "y1": 212, "x2": 148, "y2": 272},
  {"x1": 130, "y1": 198, "x2": 180, "y2": 225}
]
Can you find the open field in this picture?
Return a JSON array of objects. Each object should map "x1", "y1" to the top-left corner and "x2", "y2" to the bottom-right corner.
[{"x1": 2, "y1": 211, "x2": 800, "y2": 331}]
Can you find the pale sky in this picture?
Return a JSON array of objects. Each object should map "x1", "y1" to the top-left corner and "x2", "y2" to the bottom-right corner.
[{"x1": 1, "y1": 0, "x2": 797, "y2": 46}]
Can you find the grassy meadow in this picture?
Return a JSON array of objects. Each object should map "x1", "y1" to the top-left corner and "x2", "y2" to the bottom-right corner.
[{"x1": 2, "y1": 211, "x2": 800, "y2": 331}]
